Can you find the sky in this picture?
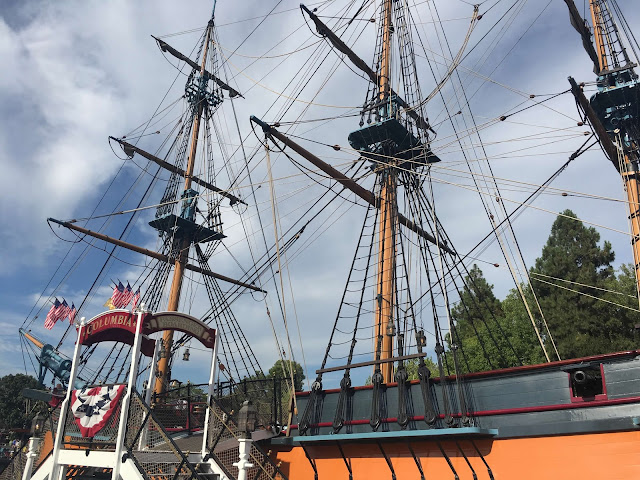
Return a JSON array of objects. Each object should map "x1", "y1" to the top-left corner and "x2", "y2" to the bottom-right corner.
[{"x1": 1, "y1": 0, "x2": 639, "y2": 390}]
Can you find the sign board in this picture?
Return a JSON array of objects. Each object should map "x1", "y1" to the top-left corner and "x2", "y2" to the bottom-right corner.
[
  {"x1": 143, "y1": 311, "x2": 216, "y2": 349},
  {"x1": 79, "y1": 310, "x2": 216, "y2": 354},
  {"x1": 80, "y1": 310, "x2": 155, "y2": 356}
]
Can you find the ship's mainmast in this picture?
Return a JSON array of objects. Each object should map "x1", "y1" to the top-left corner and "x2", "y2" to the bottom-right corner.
[
  {"x1": 375, "y1": 0, "x2": 397, "y2": 384},
  {"x1": 567, "y1": 0, "x2": 640, "y2": 300},
  {"x1": 589, "y1": 0, "x2": 640, "y2": 301}
]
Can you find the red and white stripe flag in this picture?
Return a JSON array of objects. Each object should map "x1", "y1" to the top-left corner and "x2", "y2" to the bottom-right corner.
[
  {"x1": 122, "y1": 283, "x2": 134, "y2": 306},
  {"x1": 59, "y1": 300, "x2": 71, "y2": 322},
  {"x1": 111, "y1": 282, "x2": 126, "y2": 308},
  {"x1": 68, "y1": 303, "x2": 77, "y2": 324},
  {"x1": 131, "y1": 288, "x2": 141, "y2": 310},
  {"x1": 44, "y1": 299, "x2": 61, "y2": 329}
]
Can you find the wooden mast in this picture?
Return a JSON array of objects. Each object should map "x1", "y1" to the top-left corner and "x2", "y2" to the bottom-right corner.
[
  {"x1": 588, "y1": 0, "x2": 640, "y2": 301},
  {"x1": 590, "y1": 0, "x2": 608, "y2": 72},
  {"x1": 374, "y1": 0, "x2": 396, "y2": 384},
  {"x1": 154, "y1": 23, "x2": 213, "y2": 395}
]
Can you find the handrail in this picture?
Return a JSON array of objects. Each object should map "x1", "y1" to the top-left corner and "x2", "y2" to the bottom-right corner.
[
  {"x1": 127, "y1": 391, "x2": 204, "y2": 480},
  {"x1": 206, "y1": 396, "x2": 288, "y2": 480}
]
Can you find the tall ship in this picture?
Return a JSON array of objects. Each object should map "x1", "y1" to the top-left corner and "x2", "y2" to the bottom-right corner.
[{"x1": 3, "y1": 0, "x2": 639, "y2": 479}]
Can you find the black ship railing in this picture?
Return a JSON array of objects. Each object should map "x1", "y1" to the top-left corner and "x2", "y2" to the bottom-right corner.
[
  {"x1": 213, "y1": 377, "x2": 292, "y2": 430},
  {"x1": 150, "y1": 383, "x2": 209, "y2": 435}
]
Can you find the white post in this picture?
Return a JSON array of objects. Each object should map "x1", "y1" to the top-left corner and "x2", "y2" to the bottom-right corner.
[
  {"x1": 201, "y1": 332, "x2": 219, "y2": 457},
  {"x1": 233, "y1": 437, "x2": 254, "y2": 480},
  {"x1": 138, "y1": 338, "x2": 160, "y2": 451},
  {"x1": 111, "y1": 307, "x2": 145, "y2": 480},
  {"x1": 49, "y1": 318, "x2": 86, "y2": 480},
  {"x1": 21, "y1": 437, "x2": 41, "y2": 480}
]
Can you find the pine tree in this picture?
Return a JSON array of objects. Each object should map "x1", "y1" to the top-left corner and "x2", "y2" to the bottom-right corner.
[{"x1": 530, "y1": 209, "x2": 637, "y2": 358}]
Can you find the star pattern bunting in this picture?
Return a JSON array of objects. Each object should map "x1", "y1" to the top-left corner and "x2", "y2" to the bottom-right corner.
[{"x1": 71, "y1": 385, "x2": 126, "y2": 437}]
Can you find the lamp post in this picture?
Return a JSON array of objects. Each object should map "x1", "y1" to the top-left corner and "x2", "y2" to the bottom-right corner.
[{"x1": 233, "y1": 400, "x2": 257, "y2": 480}]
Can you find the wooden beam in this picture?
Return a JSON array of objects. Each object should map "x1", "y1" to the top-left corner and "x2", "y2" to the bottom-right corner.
[
  {"x1": 562, "y1": 0, "x2": 601, "y2": 73},
  {"x1": 250, "y1": 116, "x2": 455, "y2": 255},
  {"x1": 301, "y1": 4, "x2": 431, "y2": 131},
  {"x1": 20, "y1": 328, "x2": 44, "y2": 349},
  {"x1": 316, "y1": 353, "x2": 426, "y2": 374},
  {"x1": 568, "y1": 77, "x2": 619, "y2": 171},
  {"x1": 47, "y1": 218, "x2": 265, "y2": 293},
  {"x1": 152, "y1": 36, "x2": 242, "y2": 98},
  {"x1": 111, "y1": 137, "x2": 246, "y2": 206}
]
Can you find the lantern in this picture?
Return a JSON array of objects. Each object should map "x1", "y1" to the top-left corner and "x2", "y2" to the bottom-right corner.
[{"x1": 237, "y1": 400, "x2": 258, "y2": 435}]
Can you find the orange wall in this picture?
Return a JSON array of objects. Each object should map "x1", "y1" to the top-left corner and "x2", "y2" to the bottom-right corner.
[{"x1": 272, "y1": 430, "x2": 640, "y2": 479}]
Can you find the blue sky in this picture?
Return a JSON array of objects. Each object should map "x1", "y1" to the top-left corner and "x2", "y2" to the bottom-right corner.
[{"x1": 1, "y1": 0, "x2": 639, "y2": 389}]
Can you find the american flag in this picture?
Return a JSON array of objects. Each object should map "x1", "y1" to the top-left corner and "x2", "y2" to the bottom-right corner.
[
  {"x1": 122, "y1": 283, "x2": 134, "y2": 306},
  {"x1": 59, "y1": 300, "x2": 71, "y2": 322},
  {"x1": 44, "y1": 299, "x2": 63, "y2": 330},
  {"x1": 131, "y1": 288, "x2": 141, "y2": 310},
  {"x1": 111, "y1": 282, "x2": 126, "y2": 308},
  {"x1": 68, "y1": 303, "x2": 77, "y2": 324}
]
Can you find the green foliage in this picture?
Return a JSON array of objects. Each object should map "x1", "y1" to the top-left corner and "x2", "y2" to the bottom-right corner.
[
  {"x1": 268, "y1": 359, "x2": 305, "y2": 391},
  {"x1": 242, "y1": 359, "x2": 305, "y2": 391},
  {"x1": 446, "y1": 210, "x2": 640, "y2": 371},
  {"x1": 448, "y1": 265, "x2": 545, "y2": 373},
  {"x1": 0, "y1": 374, "x2": 41, "y2": 430},
  {"x1": 404, "y1": 357, "x2": 439, "y2": 379},
  {"x1": 531, "y1": 210, "x2": 637, "y2": 358},
  {"x1": 164, "y1": 382, "x2": 207, "y2": 402}
]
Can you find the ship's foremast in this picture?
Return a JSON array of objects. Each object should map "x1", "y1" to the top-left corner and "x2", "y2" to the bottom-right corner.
[
  {"x1": 154, "y1": 19, "x2": 214, "y2": 396},
  {"x1": 48, "y1": 4, "x2": 262, "y2": 392}
]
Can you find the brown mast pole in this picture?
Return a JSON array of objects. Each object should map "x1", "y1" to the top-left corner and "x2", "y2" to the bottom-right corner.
[
  {"x1": 588, "y1": 1, "x2": 640, "y2": 301},
  {"x1": 154, "y1": 23, "x2": 213, "y2": 395},
  {"x1": 375, "y1": 0, "x2": 396, "y2": 384},
  {"x1": 590, "y1": 0, "x2": 608, "y2": 72}
]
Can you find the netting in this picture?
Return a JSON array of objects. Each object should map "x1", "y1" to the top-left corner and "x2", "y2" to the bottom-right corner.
[
  {"x1": 214, "y1": 378, "x2": 290, "y2": 429},
  {"x1": 204, "y1": 398, "x2": 285, "y2": 480},
  {"x1": 126, "y1": 394, "x2": 203, "y2": 480},
  {"x1": 3, "y1": 384, "x2": 288, "y2": 480}
]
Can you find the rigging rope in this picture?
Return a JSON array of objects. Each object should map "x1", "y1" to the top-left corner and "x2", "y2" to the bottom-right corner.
[{"x1": 265, "y1": 141, "x2": 298, "y2": 408}]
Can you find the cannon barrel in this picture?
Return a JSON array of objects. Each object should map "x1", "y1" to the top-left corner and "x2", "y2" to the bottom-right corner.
[{"x1": 573, "y1": 370, "x2": 598, "y2": 385}]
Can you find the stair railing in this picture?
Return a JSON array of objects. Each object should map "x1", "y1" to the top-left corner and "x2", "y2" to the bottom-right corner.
[
  {"x1": 123, "y1": 392, "x2": 205, "y2": 480},
  {"x1": 204, "y1": 397, "x2": 287, "y2": 480}
]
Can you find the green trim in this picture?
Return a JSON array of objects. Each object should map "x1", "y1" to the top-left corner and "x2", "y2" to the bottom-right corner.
[{"x1": 289, "y1": 427, "x2": 498, "y2": 444}]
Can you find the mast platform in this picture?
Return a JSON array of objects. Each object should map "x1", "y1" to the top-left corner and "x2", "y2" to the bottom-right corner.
[
  {"x1": 590, "y1": 70, "x2": 640, "y2": 137},
  {"x1": 149, "y1": 214, "x2": 225, "y2": 244},
  {"x1": 348, "y1": 95, "x2": 441, "y2": 169},
  {"x1": 149, "y1": 188, "x2": 225, "y2": 244}
]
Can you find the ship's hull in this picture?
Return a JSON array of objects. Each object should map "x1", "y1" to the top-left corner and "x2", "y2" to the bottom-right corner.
[
  {"x1": 267, "y1": 350, "x2": 640, "y2": 478},
  {"x1": 271, "y1": 429, "x2": 640, "y2": 479}
]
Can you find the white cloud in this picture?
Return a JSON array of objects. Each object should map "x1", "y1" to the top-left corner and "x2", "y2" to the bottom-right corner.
[{"x1": 3, "y1": 0, "x2": 640, "y2": 389}]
